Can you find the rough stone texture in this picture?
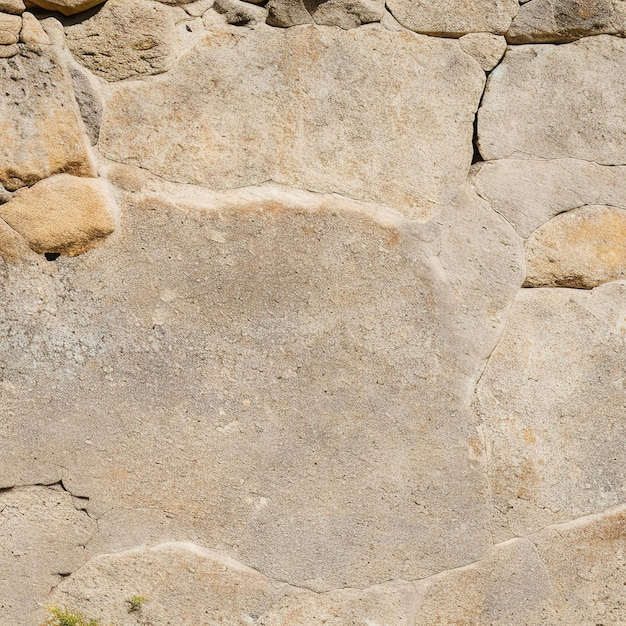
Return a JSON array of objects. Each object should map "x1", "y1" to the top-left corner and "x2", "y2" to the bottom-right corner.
[
  {"x1": 0, "y1": 46, "x2": 95, "y2": 191},
  {"x1": 213, "y1": 0, "x2": 267, "y2": 25},
  {"x1": 0, "y1": 486, "x2": 96, "y2": 625},
  {"x1": 0, "y1": 175, "x2": 522, "y2": 605},
  {"x1": 478, "y1": 36, "x2": 626, "y2": 164},
  {"x1": 459, "y1": 32, "x2": 508, "y2": 71},
  {"x1": 266, "y1": 0, "x2": 313, "y2": 26},
  {"x1": 386, "y1": 0, "x2": 519, "y2": 36},
  {"x1": 524, "y1": 206, "x2": 626, "y2": 288},
  {"x1": 474, "y1": 286, "x2": 626, "y2": 540},
  {"x1": 100, "y1": 27, "x2": 485, "y2": 219},
  {"x1": 471, "y1": 158, "x2": 626, "y2": 238},
  {"x1": 507, "y1": 0, "x2": 626, "y2": 42},
  {"x1": 19, "y1": 11, "x2": 50, "y2": 45},
  {"x1": 311, "y1": 0, "x2": 385, "y2": 29},
  {"x1": 0, "y1": 0, "x2": 25, "y2": 13},
  {"x1": 0, "y1": 174, "x2": 115, "y2": 256},
  {"x1": 26, "y1": 0, "x2": 105, "y2": 14},
  {"x1": 65, "y1": 0, "x2": 180, "y2": 81}
]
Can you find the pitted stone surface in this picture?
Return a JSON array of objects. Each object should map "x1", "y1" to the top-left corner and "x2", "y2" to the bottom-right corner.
[{"x1": 99, "y1": 27, "x2": 485, "y2": 219}]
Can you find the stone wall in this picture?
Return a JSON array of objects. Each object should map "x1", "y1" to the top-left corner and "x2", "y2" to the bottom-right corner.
[{"x1": 0, "y1": 0, "x2": 625, "y2": 624}]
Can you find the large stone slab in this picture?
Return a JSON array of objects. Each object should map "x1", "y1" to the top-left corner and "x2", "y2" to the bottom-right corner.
[
  {"x1": 0, "y1": 486, "x2": 96, "y2": 625},
  {"x1": 471, "y1": 158, "x2": 626, "y2": 238},
  {"x1": 0, "y1": 46, "x2": 96, "y2": 190},
  {"x1": 524, "y1": 205, "x2": 626, "y2": 288},
  {"x1": 478, "y1": 36, "x2": 626, "y2": 164},
  {"x1": 507, "y1": 0, "x2": 626, "y2": 43},
  {"x1": 0, "y1": 174, "x2": 522, "y2": 592},
  {"x1": 385, "y1": 0, "x2": 519, "y2": 36},
  {"x1": 474, "y1": 286, "x2": 626, "y2": 540},
  {"x1": 99, "y1": 26, "x2": 485, "y2": 219}
]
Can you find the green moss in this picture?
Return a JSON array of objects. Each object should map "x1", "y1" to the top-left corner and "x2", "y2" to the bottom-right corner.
[
  {"x1": 43, "y1": 606, "x2": 100, "y2": 626},
  {"x1": 126, "y1": 595, "x2": 146, "y2": 613}
]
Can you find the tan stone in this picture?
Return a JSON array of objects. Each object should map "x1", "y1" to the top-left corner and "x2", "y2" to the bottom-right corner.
[
  {"x1": 474, "y1": 286, "x2": 626, "y2": 540},
  {"x1": 213, "y1": 0, "x2": 267, "y2": 25},
  {"x1": 470, "y1": 158, "x2": 626, "y2": 238},
  {"x1": 266, "y1": 0, "x2": 312, "y2": 26},
  {"x1": 524, "y1": 205, "x2": 626, "y2": 288},
  {"x1": 0, "y1": 0, "x2": 25, "y2": 13},
  {"x1": 478, "y1": 36, "x2": 626, "y2": 164},
  {"x1": 386, "y1": 0, "x2": 519, "y2": 36},
  {"x1": 0, "y1": 11, "x2": 21, "y2": 45},
  {"x1": 507, "y1": 0, "x2": 626, "y2": 43},
  {"x1": 100, "y1": 27, "x2": 485, "y2": 219},
  {"x1": 0, "y1": 174, "x2": 115, "y2": 256},
  {"x1": 0, "y1": 215, "x2": 34, "y2": 263},
  {"x1": 65, "y1": 0, "x2": 180, "y2": 81},
  {"x1": 19, "y1": 11, "x2": 50, "y2": 45},
  {"x1": 459, "y1": 32, "x2": 507, "y2": 71},
  {"x1": 0, "y1": 41, "x2": 17, "y2": 55},
  {"x1": 0, "y1": 47, "x2": 96, "y2": 190},
  {"x1": 0, "y1": 177, "x2": 522, "y2": 591},
  {"x1": 0, "y1": 486, "x2": 96, "y2": 625},
  {"x1": 26, "y1": 0, "x2": 105, "y2": 15},
  {"x1": 312, "y1": 0, "x2": 385, "y2": 28}
]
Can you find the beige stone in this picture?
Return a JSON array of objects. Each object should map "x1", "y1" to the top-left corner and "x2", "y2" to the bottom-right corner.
[
  {"x1": 0, "y1": 174, "x2": 115, "y2": 256},
  {"x1": 312, "y1": 0, "x2": 385, "y2": 28},
  {"x1": 0, "y1": 0, "x2": 25, "y2": 13},
  {"x1": 507, "y1": 0, "x2": 626, "y2": 43},
  {"x1": 0, "y1": 215, "x2": 34, "y2": 263},
  {"x1": 65, "y1": 0, "x2": 180, "y2": 81},
  {"x1": 471, "y1": 158, "x2": 626, "y2": 238},
  {"x1": 100, "y1": 27, "x2": 485, "y2": 219},
  {"x1": 459, "y1": 32, "x2": 507, "y2": 71},
  {"x1": 474, "y1": 286, "x2": 626, "y2": 540},
  {"x1": 213, "y1": 0, "x2": 267, "y2": 25},
  {"x1": 26, "y1": 0, "x2": 105, "y2": 15},
  {"x1": 0, "y1": 177, "x2": 522, "y2": 591},
  {"x1": 386, "y1": 0, "x2": 519, "y2": 36},
  {"x1": 0, "y1": 41, "x2": 17, "y2": 55},
  {"x1": 266, "y1": 0, "x2": 312, "y2": 26},
  {"x1": 478, "y1": 36, "x2": 626, "y2": 164},
  {"x1": 0, "y1": 486, "x2": 96, "y2": 625},
  {"x1": 19, "y1": 11, "x2": 51, "y2": 45},
  {"x1": 0, "y1": 47, "x2": 96, "y2": 190},
  {"x1": 524, "y1": 205, "x2": 626, "y2": 288},
  {"x1": 0, "y1": 11, "x2": 21, "y2": 45}
]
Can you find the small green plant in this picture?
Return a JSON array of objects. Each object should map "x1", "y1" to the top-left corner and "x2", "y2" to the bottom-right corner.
[
  {"x1": 44, "y1": 605, "x2": 100, "y2": 626},
  {"x1": 126, "y1": 595, "x2": 146, "y2": 613}
]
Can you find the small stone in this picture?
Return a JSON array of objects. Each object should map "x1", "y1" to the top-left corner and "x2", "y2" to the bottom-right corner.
[
  {"x1": 19, "y1": 11, "x2": 50, "y2": 45},
  {"x1": 0, "y1": 12, "x2": 21, "y2": 40},
  {"x1": 213, "y1": 0, "x2": 267, "y2": 25},
  {"x1": 0, "y1": 0, "x2": 25, "y2": 13},
  {"x1": 0, "y1": 42, "x2": 18, "y2": 56},
  {"x1": 266, "y1": 0, "x2": 312, "y2": 26},
  {"x1": 459, "y1": 32, "x2": 507, "y2": 71},
  {"x1": 0, "y1": 174, "x2": 115, "y2": 256},
  {"x1": 25, "y1": 0, "x2": 105, "y2": 15},
  {"x1": 524, "y1": 205, "x2": 626, "y2": 288}
]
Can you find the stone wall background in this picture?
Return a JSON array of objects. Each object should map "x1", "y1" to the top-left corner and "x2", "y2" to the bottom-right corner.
[{"x1": 1, "y1": 0, "x2": 625, "y2": 623}]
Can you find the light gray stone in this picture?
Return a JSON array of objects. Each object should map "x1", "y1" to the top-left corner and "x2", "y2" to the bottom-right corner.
[
  {"x1": 386, "y1": 0, "x2": 519, "y2": 36},
  {"x1": 213, "y1": 0, "x2": 267, "y2": 25},
  {"x1": 478, "y1": 36, "x2": 626, "y2": 164},
  {"x1": 100, "y1": 27, "x2": 485, "y2": 219},
  {"x1": 471, "y1": 158, "x2": 626, "y2": 238},
  {"x1": 459, "y1": 32, "x2": 507, "y2": 71},
  {"x1": 474, "y1": 286, "x2": 626, "y2": 540}
]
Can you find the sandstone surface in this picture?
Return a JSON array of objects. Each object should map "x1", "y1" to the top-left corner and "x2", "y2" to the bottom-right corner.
[
  {"x1": 459, "y1": 32, "x2": 507, "y2": 71},
  {"x1": 474, "y1": 285, "x2": 626, "y2": 539},
  {"x1": 0, "y1": 46, "x2": 95, "y2": 190},
  {"x1": 524, "y1": 205, "x2": 626, "y2": 288},
  {"x1": 507, "y1": 0, "x2": 626, "y2": 42},
  {"x1": 26, "y1": 0, "x2": 104, "y2": 15},
  {"x1": 471, "y1": 158, "x2": 626, "y2": 237},
  {"x1": 100, "y1": 27, "x2": 485, "y2": 219},
  {"x1": 478, "y1": 36, "x2": 626, "y2": 164},
  {"x1": 385, "y1": 0, "x2": 519, "y2": 36},
  {"x1": 65, "y1": 0, "x2": 180, "y2": 81}
]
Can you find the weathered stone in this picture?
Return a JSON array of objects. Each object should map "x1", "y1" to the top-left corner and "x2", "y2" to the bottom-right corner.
[
  {"x1": 0, "y1": 177, "x2": 522, "y2": 591},
  {"x1": 266, "y1": 0, "x2": 313, "y2": 26},
  {"x1": 0, "y1": 47, "x2": 96, "y2": 190},
  {"x1": 474, "y1": 286, "x2": 626, "y2": 540},
  {"x1": 0, "y1": 0, "x2": 25, "y2": 13},
  {"x1": 478, "y1": 36, "x2": 626, "y2": 164},
  {"x1": 0, "y1": 174, "x2": 115, "y2": 256},
  {"x1": 213, "y1": 0, "x2": 267, "y2": 25},
  {"x1": 524, "y1": 205, "x2": 626, "y2": 288},
  {"x1": 0, "y1": 41, "x2": 17, "y2": 55},
  {"x1": 0, "y1": 12, "x2": 21, "y2": 44},
  {"x1": 65, "y1": 0, "x2": 180, "y2": 81},
  {"x1": 459, "y1": 32, "x2": 507, "y2": 71},
  {"x1": 100, "y1": 27, "x2": 485, "y2": 219},
  {"x1": 507, "y1": 0, "x2": 626, "y2": 43},
  {"x1": 183, "y1": 0, "x2": 214, "y2": 15},
  {"x1": 68, "y1": 60, "x2": 103, "y2": 145},
  {"x1": 471, "y1": 158, "x2": 626, "y2": 238},
  {"x1": 0, "y1": 215, "x2": 34, "y2": 263},
  {"x1": 386, "y1": 0, "x2": 519, "y2": 36},
  {"x1": 19, "y1": 11, "x2": 51, "y2": 45},
  {"x1": 0, "y1": 486, "x2": 96, "y2": 625},
  {"x1": 312, "y1": 0, "x2": 385, "y2": 28},
  {"x1": 26, "y1": 0, "x2": 105, "y2": 15}
]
